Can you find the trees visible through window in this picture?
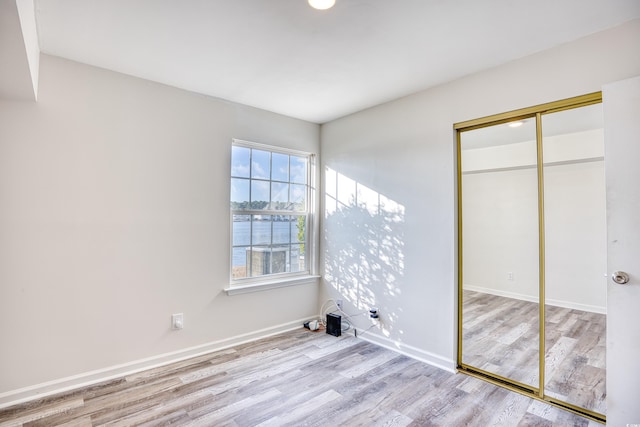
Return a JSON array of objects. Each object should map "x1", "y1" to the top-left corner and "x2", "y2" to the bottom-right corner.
[{"x1": 230, "y1": 140, "x2": 312, "y2": 281}]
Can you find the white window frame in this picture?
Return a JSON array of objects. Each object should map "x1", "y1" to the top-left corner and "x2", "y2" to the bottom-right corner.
[{"x1": 226, "y1": 139, "x2": 318, "y2": 294}]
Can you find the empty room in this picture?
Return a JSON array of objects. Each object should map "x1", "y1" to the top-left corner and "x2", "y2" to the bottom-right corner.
[{"x1": 1, "y1": 0, "x2": 640, "y2": 425}]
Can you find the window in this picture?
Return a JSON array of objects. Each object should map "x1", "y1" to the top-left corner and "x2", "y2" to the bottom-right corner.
[{"x1": 230, "y1": 139, "x2": 314, "y2": 283}]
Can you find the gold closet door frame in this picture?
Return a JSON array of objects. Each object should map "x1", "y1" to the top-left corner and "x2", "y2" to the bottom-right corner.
[{"x1": 455, "y1": 92, "x2": 604, "y2": 423}]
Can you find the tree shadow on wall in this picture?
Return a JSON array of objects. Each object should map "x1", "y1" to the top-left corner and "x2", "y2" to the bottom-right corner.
[{"x1": 323, "y1": 177, "x2": 405, "y2": 337}]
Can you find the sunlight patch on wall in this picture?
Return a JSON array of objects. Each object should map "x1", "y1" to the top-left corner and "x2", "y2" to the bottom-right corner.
[{"x1": 323, "y1": 166, "x2": 405, "y2": 335}]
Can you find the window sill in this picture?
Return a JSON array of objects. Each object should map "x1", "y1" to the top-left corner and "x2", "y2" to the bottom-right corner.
[{"x1": 224, "y1": 275, "x2": 320, "y2": 296}]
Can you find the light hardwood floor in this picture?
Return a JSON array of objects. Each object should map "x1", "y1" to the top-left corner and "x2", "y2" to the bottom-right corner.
[
  {"x1": 0, "y1": 328, "x2": 603, "y2": 427},
  {"x1": 462, "y1": 290, "x2": 606, "y2": 416}
]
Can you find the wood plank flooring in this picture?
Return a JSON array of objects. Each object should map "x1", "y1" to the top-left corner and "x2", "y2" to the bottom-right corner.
[
  {"x1": 0, "y1": 328, "x2": 602, "y2": 426},
  {"x1": 544, "y1": 304, "x2": 606, "y2": 415},
  {"x1": 462, "y1": 290, "x2": 606, "y2": 416},
  {"x1": 463, "y1": 290, "x2": 541, "y2": 388}
]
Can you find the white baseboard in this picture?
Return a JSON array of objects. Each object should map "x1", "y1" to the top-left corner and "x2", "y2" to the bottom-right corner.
[
  {"x1": 356, "y1": 331, "x2": 457, "y2": 374},
  {"x1": 0, "y1": 318, "x2": 312, "y2": 410},
  {"x1": 544, "y1": 298, "x2": 606, "y2": 315},
  {"x1": 464, "y1": 285, "x2": 538, "y2": 303},
  {"x1": 464, "y1": 284, "x2": 606, "y2": 314}
]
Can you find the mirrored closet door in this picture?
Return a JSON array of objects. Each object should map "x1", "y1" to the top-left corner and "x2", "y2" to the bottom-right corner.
[
  {"x1": 456, "y1": 93, "x2": 606, "y2": 423},
  {"x1": 458, "y1": 119, "x2": 540, "y2": 389}
]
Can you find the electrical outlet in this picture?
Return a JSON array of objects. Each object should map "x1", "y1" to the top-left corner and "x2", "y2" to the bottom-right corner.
[
  {"x1": 172, "y1": 313, "x2": 184, "y2": 330},
  {"x1": 507, "y1": 272, "x2": 514, "y2": 281},
  {"x1": 336, "y1": 299, "x2": 343, "y2": 310}
]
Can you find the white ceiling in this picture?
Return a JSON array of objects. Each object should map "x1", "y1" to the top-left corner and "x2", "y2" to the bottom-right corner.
[{"x1": 34, "y1": 0, "x2": 640, "y2": 124}]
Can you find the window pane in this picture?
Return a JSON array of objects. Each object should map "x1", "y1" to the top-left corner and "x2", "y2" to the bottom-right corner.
[
  {"x1": 290, "y1": 156, "x2": 307, "y2": 184},
  {"x1": 231, "y1": 178, "x2": 250, "y2": 209},
  {"x1": 271, "y1": 182, "x2": 289, "y2": 209},
  {"x1": 252, "y1": 215, "x2": 272, "y2": 245},
  {"x1": 271, "y1": 246, "x2": 288, "y2": 274},
  {"x1": 290, "y1": 244, "x2": 305, "y2": 272},
  {"x1": 232, "y1": 247, "x2": 248, "y2": 279},
  {"x1": 272, "y1": 153, "x2": 289, "y2": 182},
  {"x1": 249, "y1": 246, "x2": 287, "y2": 277},
  {"x1": 292, "y1": 216, "x2": 305, "y2": 244},
  {"x1": 251, "y1": 180, "x2": 270, "y2": 209},
  {"x1": 230, "y1": 141, "x2": 312, "y2": 282},
  {"x1": 252, "y1": 150, "x2": 271, "y2": 179},
  {"x1": 291, "y1": 184, "x2": 306, "y2": 211},
  {"x1": 231, "y1": 146, "x2": 250, "y2": 178},
  {"x1": 232, "y1": 215, "x2": 251, "y2": 246},
  {"x1": 273, "y1": 219, "x2": 290, "y2": 244}
]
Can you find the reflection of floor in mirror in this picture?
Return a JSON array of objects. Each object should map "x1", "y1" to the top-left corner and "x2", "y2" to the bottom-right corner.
[{"x1": 462, "y1": 290, "x2": 606, "y2": 415}]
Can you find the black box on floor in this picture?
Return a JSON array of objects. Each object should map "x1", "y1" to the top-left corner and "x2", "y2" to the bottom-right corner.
[{"x1": 326, "y1": 313, "x2": 341, "y2": 337}]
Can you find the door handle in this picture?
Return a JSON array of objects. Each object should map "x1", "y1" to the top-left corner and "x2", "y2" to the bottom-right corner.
[{"x1": 612, "y1": 271, "x2": 630, "y2": 285}]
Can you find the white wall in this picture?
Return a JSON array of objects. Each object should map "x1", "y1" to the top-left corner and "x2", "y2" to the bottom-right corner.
[
  {"x1": 0, "y1": 55, "x2": 320, "y2": 400},
  {"x1": 462, "y1": 167, "x2": 541, "y2": 301},
  {"x1": 320, "y1": 19, "x2": 640, "y2": 369}
]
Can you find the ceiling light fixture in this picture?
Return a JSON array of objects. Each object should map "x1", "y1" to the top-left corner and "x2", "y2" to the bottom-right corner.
[
  {"x1": 508, "y1": 121, "x2": 524, "y2": 128},
  {"x1": 308, "y1": 0, "x2": 335, "y2": 10}
]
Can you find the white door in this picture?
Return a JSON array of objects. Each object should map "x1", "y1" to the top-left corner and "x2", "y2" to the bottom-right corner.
[{"x1": 603, "y1": 75, "x2": 640, "y2": 426}]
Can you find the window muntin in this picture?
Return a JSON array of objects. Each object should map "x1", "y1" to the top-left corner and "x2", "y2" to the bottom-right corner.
[{"x1": 230, "y1": 140, "x2": 312, "y2": 282}]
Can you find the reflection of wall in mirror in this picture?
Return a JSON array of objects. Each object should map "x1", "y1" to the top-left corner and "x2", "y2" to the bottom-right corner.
[{"x1": 461, "y1": 129, "x2": 606, "y2": 313}]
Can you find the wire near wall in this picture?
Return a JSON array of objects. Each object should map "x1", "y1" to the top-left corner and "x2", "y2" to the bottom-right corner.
[{"x1": 320, "y1": 299, "x2": 378, "y2": 336}]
